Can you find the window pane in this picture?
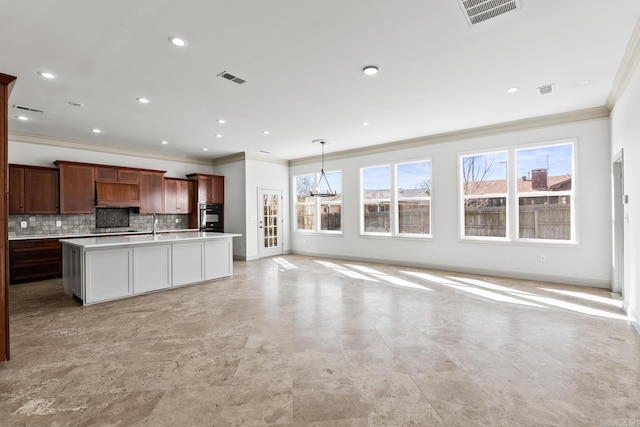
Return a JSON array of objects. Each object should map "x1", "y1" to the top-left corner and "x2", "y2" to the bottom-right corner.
[
  {"x1": 363, "y1": 166, "x2": 390, "y2": 199},
  {"x1": 464, "y1": 197, "x2": 507, "y2": 237},
  {"x1": 519, "y1": 196, "x2": 571, "y2": 240},
  {"x1": 296, "y1": 203, "x2": 315, "y2": 230},
  {"x1": 296, "y1": 175, "x2": 314, "y2": 196},
  {"x1": 398, "y1": 200, "x2": 430, "y2": 234},
  {"x1": 363, "y1": 201, "x2": 391, "y2": 232},
  {"x1": 517, "y1": 144, "x2": 572, "y2": 191},
  {"x1": 397, "y1": 161, "x2": 431, "y2": 196},
  {"x1": 320, "y1": 204, "x2": 342, "y2": 231},
  {"x1": 462, "y1": 152, "x2": 507, "y2": 196},
  {"x1": 319, "y1": 171, "x2": 342, "y2": 199}
]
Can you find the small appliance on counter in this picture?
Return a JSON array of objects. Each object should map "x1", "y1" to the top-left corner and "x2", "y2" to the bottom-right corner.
[{"x1": 199, "y1": 203, "x2": 224, "y2": 232}]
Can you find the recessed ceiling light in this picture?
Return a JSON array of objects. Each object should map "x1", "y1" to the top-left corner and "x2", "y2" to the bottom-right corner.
[
  {"x1": 37, "y1": 71, "x2": 57, "y2": 79},
  {"x1": 16, "y1": 115, "x2": 28, "y2": 121},
  {"x1": 136, "y1": 97, "x2": 150, "y2": 104},
  {"x1": 168, "y1": 35, "x2": 188, "y2": 47},
  {"x1": 362, "y1": 65, "x2": 379, "y2": 76},
  {"x1": 68, "y1": 101, "x2": 85, "y2": 107},
  {"x1": 91, "y1": 128, "x2": 102, "y2": 133},
  {"x1": 362, "y1": 122, "x2": 370, "y2": 126},
  {"x1": 507, "y1": 87, "x2": 519, "y2": 93},
  {"x1": 215, "y1": 134, "x2": 223, "y2": 138},
  {"x1": 217, "y1": 119, "x2": 226, "y2": 124},
  {"x1": 202, "y1": 147, "x2": 209, "y2": 151},
  {"x1": 259, "y1": 150, "x2": 271, "y2": 154},
  {"x1": 161, "y1": 140, "x2": 169, "y2": 145},
  {"x1": 262, "y1": 130, "x2": 270, "y2": 135},
  {"x1": 576, "y1": 80, "x2": 591, "y2": 86}
]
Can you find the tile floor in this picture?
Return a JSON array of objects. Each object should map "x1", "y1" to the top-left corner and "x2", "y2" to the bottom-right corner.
[{"x1": 1, "y1": 255, "x2": 640, "y2": 426}]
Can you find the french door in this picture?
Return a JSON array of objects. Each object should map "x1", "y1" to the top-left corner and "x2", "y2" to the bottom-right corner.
[{"x1": 258, "y1": 189, "x2": 283, "y2": 258}]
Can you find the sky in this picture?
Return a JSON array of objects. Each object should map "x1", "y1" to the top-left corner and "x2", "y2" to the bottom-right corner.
[{"x1": 463, "y1": 143, "x2": 573, "y2": 181}]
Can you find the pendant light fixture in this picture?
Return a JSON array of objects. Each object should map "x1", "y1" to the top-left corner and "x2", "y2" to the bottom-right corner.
[{"x1": 310, "y1": 139, "x2": 336, "y2": 197}]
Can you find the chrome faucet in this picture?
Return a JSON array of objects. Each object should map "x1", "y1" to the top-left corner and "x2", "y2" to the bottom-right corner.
[{"x1": 152, "y1": 214, "x2": 157, "y2": 236}]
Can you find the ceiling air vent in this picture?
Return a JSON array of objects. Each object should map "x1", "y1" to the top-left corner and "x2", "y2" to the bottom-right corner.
[
  {"x1": 537, "y1": 84, "x2": 555, "y2": 95},
  {"x1": 457, "y1": 0, "x2": 522, "y2": 26},
  {"x1": 217, "y1": 71, "x2": 246, "y2": 85},
  {"x1": 12, "y1": 104, "x2": 45, "y2": 114}
]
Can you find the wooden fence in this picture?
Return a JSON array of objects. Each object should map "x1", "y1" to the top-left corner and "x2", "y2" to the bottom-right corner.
[{"x1": 465, "y1": 205, "x2": 571, "y2": 239}]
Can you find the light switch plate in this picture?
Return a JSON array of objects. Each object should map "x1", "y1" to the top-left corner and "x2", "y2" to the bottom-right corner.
[{"x1": 20, "y1": 221, "x2": 27, "y2": 228}]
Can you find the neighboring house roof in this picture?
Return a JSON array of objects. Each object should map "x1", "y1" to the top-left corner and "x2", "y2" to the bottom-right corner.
[{"x1": 465, "y1": 175, "x2": 572, "y2": 195}]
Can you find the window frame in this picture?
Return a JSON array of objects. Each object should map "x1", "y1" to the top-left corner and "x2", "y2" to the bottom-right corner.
[
  {"x1": 394, "y1": 159, "x2": 432, "y2": 238},
  {"x1": 458, "y1": 139, "x2": 578, "y2": 245},
  {"x1": 459, "y1": 149, "x2": 510, "y2": 242},
  {"x1": 514, "y1": 141, "x2": 576, "y2": 244},
  {"x1": 360, "y1": 159, "x2": 432, "y2": 238},
  {"x1": 293, "y1": 170, "x2": 343, "y2": 235}
]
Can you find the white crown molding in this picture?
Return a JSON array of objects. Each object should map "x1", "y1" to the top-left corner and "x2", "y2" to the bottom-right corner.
[
  {"x1": 607, "y1": 17, "x2": 640, "y2": 112},
  {"x1": 212, "y1": 151, "x2": 289, "y2": 167},
  {"x1": 290, "y1": 106, "x2": 611, "y2": 166},
  {"x1": 8, "y1": 131, "x2": 215, "y2": 166}
]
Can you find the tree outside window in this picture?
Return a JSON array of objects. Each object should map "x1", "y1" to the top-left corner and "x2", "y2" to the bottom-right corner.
[{"x1": 461, "y1": 151, "x2": 508, "y2": 238}]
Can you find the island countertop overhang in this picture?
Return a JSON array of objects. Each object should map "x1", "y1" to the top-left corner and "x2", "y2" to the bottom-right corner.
[{"x1": 60, "y1": 232, "x2": 241, "y2": 249}]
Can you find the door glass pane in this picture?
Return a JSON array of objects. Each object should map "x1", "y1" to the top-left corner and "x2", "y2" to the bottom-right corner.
[{"x1": 263, "y1": 194, "x2": 279, "y2": 249}]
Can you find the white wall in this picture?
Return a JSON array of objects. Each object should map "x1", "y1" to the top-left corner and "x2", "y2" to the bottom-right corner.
[
  {"x1": 212, "y1": 160, "x2": 246, "y2": 259},
  {"x1": 9, "y1": 140, "x2": 213, "y2": 178},
  {"x1": 290, "y1": 118, "x2": 612, "y2": 287},
  {"x1": 243, "y1": 158, "x2": 290, "y2": 261},
  {"x1": 611, "y1": 64, "x2": 640, "y2": 329}
]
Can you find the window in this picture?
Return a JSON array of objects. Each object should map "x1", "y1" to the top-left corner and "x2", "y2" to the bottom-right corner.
[
  {"x1": 362, "y1": 165, "x2": 391, "y2": 234},
  {"x1": 294, "y1": 172, "x2": 342, "y2": 233},
  {"x1": 295, "y1": 175, "x2": 315, "y2": 231},
  {"x1": 516, "y1": 143, "x2": 574, "y2": 241},
  {"x1": 361, "y1": 159, "x2": 432, "y2": 237},
  {"x1": 319, "y1": 171, "x2": 342, "y2": 232},
  {"x1": 396, "y1": 160, "x2": 431, "y2": 236},
  {"x1": 461, "y1": 151, "x2": 508, "y2": 239}
]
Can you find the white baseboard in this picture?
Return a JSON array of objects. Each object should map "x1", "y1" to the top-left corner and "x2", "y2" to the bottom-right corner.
[
  {"x1": 622, "y1": 299, "x2": 640, "y2": 336},
  {"x1": 290, "y1": 250, "x2": 610, "y2": 288}
]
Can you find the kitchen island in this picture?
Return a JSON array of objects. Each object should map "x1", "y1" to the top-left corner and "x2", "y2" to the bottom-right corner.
[{"x1": 60, "y1": 232, "x2": 241, "y2": 305}]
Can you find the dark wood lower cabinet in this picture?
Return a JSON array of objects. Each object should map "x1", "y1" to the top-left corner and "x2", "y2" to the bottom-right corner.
[{"x1": 9, "y1": 239, "x2": 62, "y2": 284}]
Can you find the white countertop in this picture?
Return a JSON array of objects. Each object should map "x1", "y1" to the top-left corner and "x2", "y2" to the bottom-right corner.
[
  {"x1": 9, "y1": 229, "x2": 201, "y2": 241},
  {"x1": 60, "y1": 232, "x2": 241, "y2": 248}
]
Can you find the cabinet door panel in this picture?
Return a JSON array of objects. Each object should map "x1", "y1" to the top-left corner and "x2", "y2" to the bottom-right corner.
[
  {"x1": 9, "y1": 166, "x2": 24, "y2": 214},
  {"x1": 172, "y1": 242, "x2": 204, "y2": 286},
  {"x1": 134, "y1": 245, "x2": 171, "y2": 293},
  {"x1": 177, "y1": 180, "x2": 190, "y2": 213},
  {"x1": 85, "y1": 249, "x2": 133, "y2": 304},
  {"x1": 58, "y1": 164, "x2": 95, "y2": 213},
  {"x1": 204, "y1": 239, "x2": 231, "y2": 280},
  {"x1": 118, "y1": 169, "x2": 139, "y2": 183},
  {"x1": 95, "y1": 167, "x2": 117, "y2": 182},
  {"x1": 211, "y1": 176, "x2": 224, "y2": 204},
  {"x1": 24, "y1": 168, "x2": 59, "y2": 214},
  {"x1": 140, "y1": 171, "x2": 165, "y2": 214}
]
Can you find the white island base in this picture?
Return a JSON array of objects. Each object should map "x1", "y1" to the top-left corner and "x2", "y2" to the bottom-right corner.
[{"x1": 60, "y1": 232, "x2": 241, "y2": 305}]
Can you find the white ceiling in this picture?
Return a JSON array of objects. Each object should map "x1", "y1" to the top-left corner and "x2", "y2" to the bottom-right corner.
[{"x1": 2, "y1": 1, "x2": 639, "y2": 161}]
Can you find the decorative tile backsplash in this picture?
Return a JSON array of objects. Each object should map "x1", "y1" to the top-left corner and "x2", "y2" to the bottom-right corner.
[{"x1": 9, "y1": 212, "x2": 189, "y2": 237}]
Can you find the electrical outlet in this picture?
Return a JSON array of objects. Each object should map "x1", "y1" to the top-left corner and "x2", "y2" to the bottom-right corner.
[
  {"x1": 20, "y1": 221, "x2": 27, "y2": 228},
  {"x1": 540, "y1": 255, "x2": 546, "y2": 263},
  {"x1": 175, "y1": 218, "x2": 180, "y2": 223},
  {"x1": 56, "y1": 220, "x2": 62, "y2": 227}
]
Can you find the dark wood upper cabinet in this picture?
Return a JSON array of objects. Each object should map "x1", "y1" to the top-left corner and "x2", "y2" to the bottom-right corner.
[
  {"x1": 164, "y1": 178, "x2": 191, "y2": 214},
  {"x1": 187, "y1": 173, "x2": 224, "y2": 204},
  {"x1": 95, "y1": 166, "x2": 139, "y2": 184},
  {"x1": 9, "y1": 164, "x2": 59, "y2": 214},
  {"x1": 8, "y1": 165, "x2": 24, "y2": 214},
  {"x1": 55, "y1": 161, "x2": 95, "y2": 214},
  {"x1": 139, "y1": 171, "x2": 165, "y2": 214}
]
